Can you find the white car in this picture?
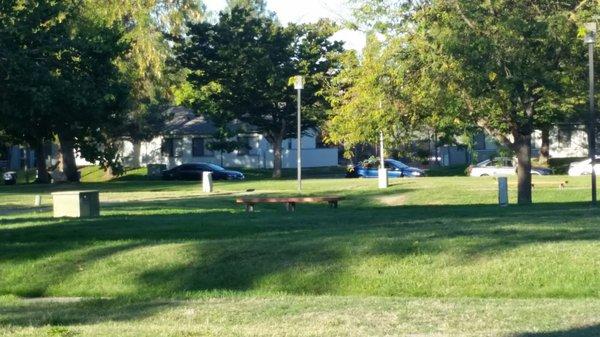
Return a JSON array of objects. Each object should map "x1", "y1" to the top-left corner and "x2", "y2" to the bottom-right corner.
[
  {"x1": 469, "y1": 158, "x2": 552, "y2": 177},
  {"x1": 568, "y1": 158, "x2": 600, "y2": 176}
]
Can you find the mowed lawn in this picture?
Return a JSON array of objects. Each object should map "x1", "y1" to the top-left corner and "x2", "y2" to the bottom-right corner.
[{"x1": 1, "y1": 173, "x2": 600, "y2": 336}]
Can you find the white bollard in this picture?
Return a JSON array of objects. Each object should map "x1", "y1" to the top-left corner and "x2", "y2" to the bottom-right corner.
[
  {"x1": 34, "y1": 195, "x2": 42, "y2": 207},
  {"x1": 202, "y1": 171, "x2": 213, "y2": 193},
  {"x1": 378, "y1": 168, "x2": 389, "y2": 189},
  {"x1": 498, "y1": 177, "x2": 508, "y2": 206}
]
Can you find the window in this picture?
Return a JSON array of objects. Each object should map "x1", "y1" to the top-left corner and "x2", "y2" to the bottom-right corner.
[
  {"x1": 192, "y1": 138, "x2": 204, "y2": 157},
  {"x1": 174, "y1": 138, "x2": 184, "y2": 157},
  {"x1": 557, "y1": 128, "x2": 572, "y2": 147},
  {"x1": 161, "y1": 138, "x2": 183, "y2": 157},
  {"x1": 161, "y1": 138, "x2": 173, "y2": 157}
]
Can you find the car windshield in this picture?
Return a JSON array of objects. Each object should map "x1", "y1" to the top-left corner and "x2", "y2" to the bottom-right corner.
[
  {"x1": 387, "y1": 159, "x2": 409, "y2": 169},
  {"x1": 206, "y1": 163, "x2": 225, "y2": 171},
  {"x1": 476, "y1": 159, "x2": 492, "y2": 167}
]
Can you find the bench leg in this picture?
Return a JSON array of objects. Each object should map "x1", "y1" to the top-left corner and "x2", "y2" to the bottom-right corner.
[
  {"x1": 329, "y1": 201, "x2": 338, "y2": 209},
  {"x1": 286, "y1": 202, "x2": 296, "y2": 212},
  {"x1": 245, "y1": 204, "x2": 254, "y2": 212}
]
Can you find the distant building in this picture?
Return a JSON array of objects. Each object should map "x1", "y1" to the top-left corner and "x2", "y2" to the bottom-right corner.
[
  {"x1": 464, "y1": 125, "x2": 589, "y2": 165},
  {"x1": 117, "y1": 107, "x2": 339, "y2": 169},
  {"x1": 0, "y1": 144, "x2": 35, "y2": 171}
]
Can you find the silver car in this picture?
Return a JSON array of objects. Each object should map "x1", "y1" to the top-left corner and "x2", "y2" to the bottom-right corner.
[{"x1": 469, "y1": 157, "x2": 552, "y2": 177}]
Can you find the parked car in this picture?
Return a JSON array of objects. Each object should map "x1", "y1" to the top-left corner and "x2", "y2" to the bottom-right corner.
[
  {"x1": 162, "y1": 163, "x2": 245, "y2": 181},
  {"x1": 468, "y1": 157, "x2": 552, "y2": 177},
  {"x1": 346, "y1": 159, "x2": 425, "y2": 178},
  {"x1": 568, "y1": 157, "x2": 600, "y2": 176}
]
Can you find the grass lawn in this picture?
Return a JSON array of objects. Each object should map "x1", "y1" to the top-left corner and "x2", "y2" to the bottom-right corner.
[{"x1": 1, "y1": 173, "x2": 600, "y2": 336}]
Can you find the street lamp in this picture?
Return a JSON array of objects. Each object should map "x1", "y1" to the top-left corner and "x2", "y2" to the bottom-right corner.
[
  {"x1": 294, "y1": 75, "x2": 304, "y2": 192},
  {"x1": 585, "y1": 22, "x2": 597, "y2": 205}
]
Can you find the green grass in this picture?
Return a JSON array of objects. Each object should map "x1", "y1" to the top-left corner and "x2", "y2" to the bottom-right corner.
[{"x1": 1, "y1": 175, "x2": 600, "y2": 336}]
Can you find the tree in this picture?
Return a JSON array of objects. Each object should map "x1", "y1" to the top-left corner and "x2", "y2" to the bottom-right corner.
[
  {"x1": 326, "y1": 35, "x2": 411, "y2": 159},
  {"x1": 414, "y1": 1, "x2": 593, "y2": 204},
  {"x1": 0, "y1": 0, "x2": 132, "y2": 182},
  {"x1": 0, "y1": 0, "x2": 65, "y2": 182},
  {"x1": 176, "y1": 7, "x2": 343, "y2": 177},
  {"x1": 352, "y1": 0, "x2": 594, "y2": 204},
  {"x1": 226, "y1": 0, "x2": 267, "y2": 14}
]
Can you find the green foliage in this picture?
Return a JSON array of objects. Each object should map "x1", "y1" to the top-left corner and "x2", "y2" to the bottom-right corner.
[{"x1": 0, "y1": 0, "x2": 131, "y2": 177}]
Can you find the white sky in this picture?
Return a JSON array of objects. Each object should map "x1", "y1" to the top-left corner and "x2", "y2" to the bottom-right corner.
[{"x1": 203, "y1": 0, "x2": 366, "y2": 51}]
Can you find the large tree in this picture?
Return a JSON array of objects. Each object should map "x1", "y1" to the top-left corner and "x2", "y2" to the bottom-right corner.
[
  {"x1": 0, "y1": 0, "x2": 132, "y2": 182},
  {"x1": 176, "y1": 7, "x2": 343, "y2": 177},
  {"x1": 0, "y1": 0, "x2": 67, "y2": 182},
  {"x1": 352, "y1": 0, "x2": 595, "y2": 204},
  {"x1": 416, "y1": 1, "x2": 593, "y2": 204}
]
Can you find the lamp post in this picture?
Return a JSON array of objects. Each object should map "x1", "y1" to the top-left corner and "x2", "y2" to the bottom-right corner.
[
  {"x1": 585, "y1": 22, "x2": 597, "y2": 205},
  {"x1": 294, "y1": 75, "x2": 304, "y2": 192}
]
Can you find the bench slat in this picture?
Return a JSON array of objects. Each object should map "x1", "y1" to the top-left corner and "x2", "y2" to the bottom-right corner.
[
  {"x1": 236, "y1": 196, "x2": 342, "y2": 212},
  {"x1": 236, "y1": 197, "x2": 341, "y2": 203}
]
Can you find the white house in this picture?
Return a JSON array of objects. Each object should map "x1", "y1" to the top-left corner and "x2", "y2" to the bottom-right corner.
[{"x1": 117, "y1": 107, "x2": 339, "y2": 169}]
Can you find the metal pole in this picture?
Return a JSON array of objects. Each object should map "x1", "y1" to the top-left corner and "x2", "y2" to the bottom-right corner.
[
  {"x1": 589, "y1": 42, "x2": 597, "y2": 205},
  {"x1": 297, "y1": 88, "x2": 302, "y2": 192},
  {"x1": 379, "y1": 100, "x2": 384, "y2": 169},
  {"x1": 380, "y1": 131, "x2": 385, "y2": 169}
]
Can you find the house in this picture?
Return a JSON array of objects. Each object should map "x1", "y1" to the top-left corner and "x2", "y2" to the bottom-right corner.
[
  {"x1": 0, "y1": 144, "x2": 36, "y2": 171},
  {"x1": 461, "y1": 125, "x2": 589, "y2": 165},
  {"x1": 117, "y1": 107, "x2": 339, "y2": 169}
]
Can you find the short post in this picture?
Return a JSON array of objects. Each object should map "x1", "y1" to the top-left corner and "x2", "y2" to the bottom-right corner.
[
  {"x1": 34, "y1": 195, "x2": 42, "y2": 207},
  {"x1": 498, "y1": 177, "x2": 508, "y2": 207},
  {"x1": 202, "y1": 171, "x2": 213, "y2": 193}
]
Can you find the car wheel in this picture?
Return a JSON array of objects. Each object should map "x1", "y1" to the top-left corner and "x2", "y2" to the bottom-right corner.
[{"x1": 480, "y1": 174, "x2": 489, "y2": 177}]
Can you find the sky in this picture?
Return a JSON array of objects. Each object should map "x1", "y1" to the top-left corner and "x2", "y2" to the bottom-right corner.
[{"x1": 203, "y1": 0, "x2": 366, "y2": 51}]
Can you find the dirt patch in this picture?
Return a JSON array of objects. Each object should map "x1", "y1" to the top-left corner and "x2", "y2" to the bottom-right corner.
[{"x1": 377, "y1": 195, "x2": 407, "y2": 206}]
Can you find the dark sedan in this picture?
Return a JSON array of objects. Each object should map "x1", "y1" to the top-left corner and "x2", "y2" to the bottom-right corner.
[{"x1": 162, "y1": 163, "x2": 245, "y2": 181}]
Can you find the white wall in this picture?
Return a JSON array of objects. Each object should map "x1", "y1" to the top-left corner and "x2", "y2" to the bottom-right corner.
[
  {"x1": 532, "y1": 127, "x2": 588, "y2": 158},
  {"x1": 123, "y1": 133, "x2": 339, "y2": 169}
]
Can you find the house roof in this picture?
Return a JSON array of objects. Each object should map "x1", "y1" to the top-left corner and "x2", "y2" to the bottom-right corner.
[
  {"x1": 163, "y1": 107, "x2": 217, "y2": 135},
  {"x1": 162, "y1": 107, "x2": 255, "y2": 136}
]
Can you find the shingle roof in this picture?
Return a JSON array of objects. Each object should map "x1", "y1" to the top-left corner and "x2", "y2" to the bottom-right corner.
[{"x1": 162, "y1": 107, "x2": 217, "y2": 136}]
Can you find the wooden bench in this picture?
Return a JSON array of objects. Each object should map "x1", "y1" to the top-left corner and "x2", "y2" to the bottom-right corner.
[{"x1": 236, "y1": 196, "x2": 342, "y2": 212}]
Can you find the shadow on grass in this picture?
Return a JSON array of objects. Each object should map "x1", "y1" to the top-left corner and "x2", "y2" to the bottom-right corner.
[
  {"x1": 1, "y1": 193, "x2": 599, "y2": 297},
  {"x1": 0, "y1": 298, "x2": 174, "y2": 327},
  {"x1": 514, "y1": 325, "x2": 600, "y2": 337},
  {"x1": 0, "y1": 193, "x2": 599, "y2": 329}
]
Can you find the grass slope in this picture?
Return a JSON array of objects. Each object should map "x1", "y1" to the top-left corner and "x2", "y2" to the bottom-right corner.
[{"x1": 1, "y1": 175, "x2": 599, "y2": 336}]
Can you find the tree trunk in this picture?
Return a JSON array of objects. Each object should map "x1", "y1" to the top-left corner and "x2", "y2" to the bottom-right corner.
[
  {"x1": 272, "y1": 134, "x2": 283, "y2": 178},
  {"x1": 103, "y1": 166, "x2": 115, "y2": 180},
  {"x1": 34, "y1": 142, "x2": 50, "y2": 184},
  {"x1": 131, "y1": 140, "x2": 142, "y2": 168},
  {"x1": 516, "y1": 133, "x2": 532, "y2": 204},
  {"x1": 539, "y1": 127, "x2": 550, "y2": 165},
  {"x1": 58, "y1": 135, "x2": 80, "y2": 182}
]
